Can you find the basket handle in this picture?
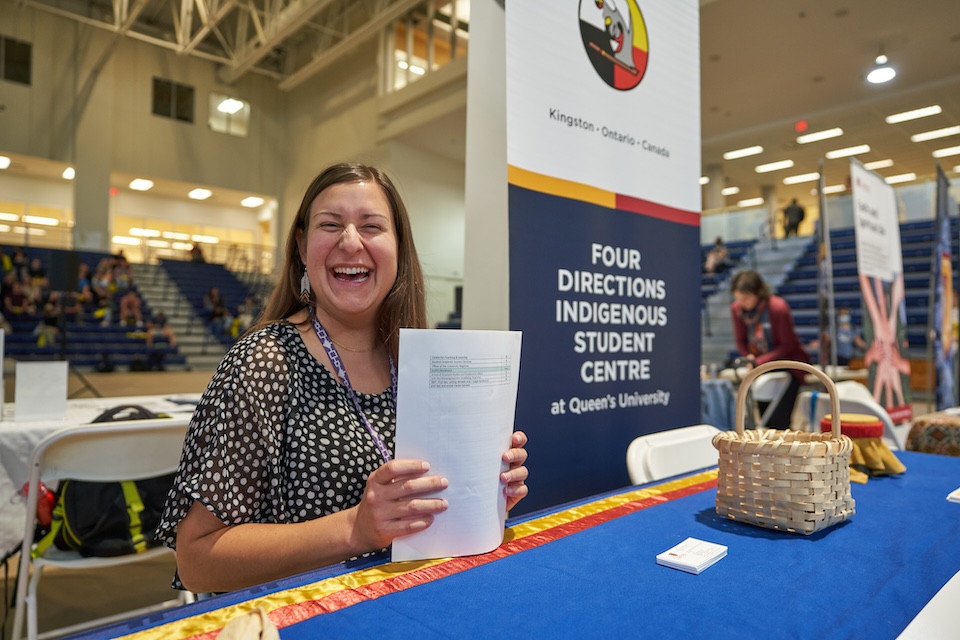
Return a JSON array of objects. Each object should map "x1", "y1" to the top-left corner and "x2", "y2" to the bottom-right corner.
[{"x1": 734, "y1": 360, "x2": 841, "y2": 437}]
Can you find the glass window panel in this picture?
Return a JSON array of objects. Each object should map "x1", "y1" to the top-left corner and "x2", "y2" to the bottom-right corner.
[{"x1": 3, "y1": 38, "x2": 31, "y2": 85}]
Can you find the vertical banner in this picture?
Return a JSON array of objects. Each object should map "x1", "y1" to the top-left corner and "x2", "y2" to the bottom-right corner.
[
  {"x1": 850, "y1": 159, "x2": 912, "y2": 423},
  {"x1": 506, "y1": 1, "x2": 701, "y2": 512},
  {"x1": 932, "y1": 165, "x2": 957, "y2": 410}
]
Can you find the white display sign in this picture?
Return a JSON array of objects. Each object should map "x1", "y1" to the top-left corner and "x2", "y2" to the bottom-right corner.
[
  {"x1": 851, "y1": 159, "x2": 902, "y2": 282},
  {"x1": 506, "y1": 1, "x2": 700, "y2": 212},
  {"x1": 14, "y1": 361, "x2": 68, "y2": 422}
]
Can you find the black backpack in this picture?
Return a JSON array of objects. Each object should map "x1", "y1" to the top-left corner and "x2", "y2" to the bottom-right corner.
[{"x1": 32, "y1": 405, "x2": 176, "y2": 558}]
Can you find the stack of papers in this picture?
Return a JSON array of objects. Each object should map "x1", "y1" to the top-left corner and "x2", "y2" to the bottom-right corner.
[
  {"x1": 947, "y1": 487, "x2": 960, "y2": 503},
  {"x1": 656, "y1": 537, "x2": 727, "y2": 575}
]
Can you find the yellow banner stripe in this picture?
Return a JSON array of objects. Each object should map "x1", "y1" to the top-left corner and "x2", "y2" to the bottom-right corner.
[
  {"x1": 120, "y1": 470, "x2": 716, "y2": 640},
  {"x1": 508, "y1": 165, "x2": 616, "y2": 209}
]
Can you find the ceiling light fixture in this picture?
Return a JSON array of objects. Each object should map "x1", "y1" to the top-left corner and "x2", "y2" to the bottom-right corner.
[
  {"x1": 23, "y1": 215, "x2": 59, "y2": 227},
  {"x1": 796, "y1": 128, "x2": 843, "y2": 144},
  {"x1": 825, "y1": 144, "x2": 871, "y2": 159},
  {"x1": 864, "y1": 159, "x2": 894, "y2": 170},
  {"x1": 755, "y1": 160, "x2": 794, "y2": 173},
  {"x1": 129, "y1": 178, "x2": 154, "y2": 191},
  {"x1": 699, "y1": 176, "x2": 710, "y2": 185},
  {"x1": 721, "y1": 186, "x2": 740, "y2": 196},
  {"x1": 188, "y1": 188, "x2": 213, "y2": 200},
  {"x1": 62, "y1": 167, "x2": 75, "y2": 180},
  {"x1": 866, "y1": 48, "x2": 896, "y2": 84},
  {"x1": 933, "y1": 146, "x2": 960, "y2": 158},
  {"x1": 886, "y1": 105, "x2": 941, "y2": 124},
  {"x1": 723, "y1": 145, "x2": 763, "y2": 160},
  {"x1": 783, "y1": 172, "x2": 820, "y2": 185},
  {"x1": 885, "y1": 173, "x2": 916, "y2": 184},
  {"x1": 737, "y1": 197, "x2": 765, "y2": 208},
  {"x1": 911, "y1": 126, "x2": 960, "y2": 143},
  {"x1": 241, "y1": 196, "x2": 264, "y2": 207},
  {"x1": 0, "y1": 156, "x2": 10, "y2": 169},
  {"x1": 821, "y1": 184, "x2": 847, "y2": 195}
]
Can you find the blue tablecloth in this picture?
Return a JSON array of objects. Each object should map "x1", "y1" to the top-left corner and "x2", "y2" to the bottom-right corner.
[{"x1": 74, "y1": 450, "x2": 960, "y2": 640}]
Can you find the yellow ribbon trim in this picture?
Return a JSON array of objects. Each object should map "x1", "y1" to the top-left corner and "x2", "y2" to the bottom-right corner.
[{"x1": 119, "y1": 470, "x2": 716, "y2": 640}]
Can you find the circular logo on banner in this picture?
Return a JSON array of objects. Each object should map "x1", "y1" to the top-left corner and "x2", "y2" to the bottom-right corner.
[{"x1": 579, "y1": 0, "x2": 649, "y2": 90}]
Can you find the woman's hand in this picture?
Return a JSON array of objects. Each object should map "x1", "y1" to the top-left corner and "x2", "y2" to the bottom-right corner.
[
  {"x1": 501, "y1": 430, "x2": 529, "y2": 512},
  {"x1": 350, "y1": 459, "x2": 448, "y2": 553}
]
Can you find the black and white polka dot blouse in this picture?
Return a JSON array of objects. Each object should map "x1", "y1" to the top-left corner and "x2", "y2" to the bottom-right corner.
[{"x1": 155, "y1": 321, "x2": 395, "y2": 553}]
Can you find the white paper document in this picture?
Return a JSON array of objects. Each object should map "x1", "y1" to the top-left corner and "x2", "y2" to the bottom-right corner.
[
  {"x1": 392, "y1": 329, "x2": 523, "y2": 562},
  {"x1": 15, "y1": 361, "x2": 68, "y2": 422},
  {"x1": 947, "y1": 487, "x2": 960, "y2": 504},
  {"x1": 656, "y1": 537, "x2": 727, "y2": 575}
]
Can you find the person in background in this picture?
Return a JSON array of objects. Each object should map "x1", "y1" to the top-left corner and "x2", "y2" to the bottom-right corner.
[
  {"x1": 157, "y1": 162, "x2": 529, "y2": 594},
  {"x1": 782, "y1": 198, "x2": 805, "y2": 237},
  {"x1": 703, "y1": 236, "x2": 730, "y2": 274},
  {"x1": 834, "y1": 307, "x2": 866, "y2": 366},
  {"x1": 118, "y1": 289, "x2": 143, "y2": 327},
  {"x1": 190, "y1": 243, "x2": 206, "y2": 263},
  {"x1": 4, "y1": 281, "x2": 35, "y2": 320},
  {"x1": 145, "y1": 310, "x2": 177, "y2": 370},
  {"x1": 730, "y1": 270, "x2": 809, "y2": 428}
]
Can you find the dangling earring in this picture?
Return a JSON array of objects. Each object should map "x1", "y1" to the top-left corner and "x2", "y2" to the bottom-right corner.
[{"x1": 299, "y1": 269, "x2": 311, "y2": 305}]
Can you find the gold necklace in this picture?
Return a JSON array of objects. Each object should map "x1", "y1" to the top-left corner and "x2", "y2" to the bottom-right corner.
[{"x1": 329, "y1": 337, "x2": 377, "y2": 353}]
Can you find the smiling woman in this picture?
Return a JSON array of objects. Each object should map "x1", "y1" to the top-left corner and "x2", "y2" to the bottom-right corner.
[{"x1": 154, "y1": 163, "x2": 530, "y2": 594}]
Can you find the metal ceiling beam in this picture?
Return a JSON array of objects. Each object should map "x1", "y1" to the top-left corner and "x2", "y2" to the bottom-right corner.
[
  {"x1": 278, "y1": 0, "x2": 421, "y2": 91},
  {"x1": 219, "y1": 0, "x2": 339, "y2": 84},
  {"x1": 183, "y1": 0, "x2": 240, "y2": 54}
]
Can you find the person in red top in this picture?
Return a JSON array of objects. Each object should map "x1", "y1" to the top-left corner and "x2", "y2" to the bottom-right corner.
[{"x1": 730, "y1": 270, "x2": 809, "y2": 428}]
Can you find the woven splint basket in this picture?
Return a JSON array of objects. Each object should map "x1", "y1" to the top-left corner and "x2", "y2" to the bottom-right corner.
[{"x1": 712, "y1": 360, "x2": 856, "y2": 535}]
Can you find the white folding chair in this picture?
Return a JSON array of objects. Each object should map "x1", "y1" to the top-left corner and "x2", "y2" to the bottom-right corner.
[
  {"x1": 13, "y1": 418, "x2": 192, "y2": 640},
  {"x1": 751, "y1": 371, "x2": 791, "y2": 427},
  {"x1": 626, "y1": 424, "x2": 722, "y2": 485},
  {"x1": 793, "y1": 380, "x2": 908, "y2": 450}
]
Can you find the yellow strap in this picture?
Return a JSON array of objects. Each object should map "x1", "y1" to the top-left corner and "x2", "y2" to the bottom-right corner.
[
  {"x1": 121, "y1": 481, "x2": 148, "y2": 553},
  {"x1": 32, "y1": 487, "x2": 66, "y2": 558}
]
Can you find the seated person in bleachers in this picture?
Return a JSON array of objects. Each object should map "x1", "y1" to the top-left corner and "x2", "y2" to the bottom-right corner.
[
  {"x1": 145, "y1": 311, "x2": 177, "y2": 370},
  {"x1": 91, "y1": 264, "x2": 115, "y2": 303},
  {"x1": 113, "y1": 257, "x2": 133, "y2": 291},
  {"x1": 34, "y1": 298, "x2": 61, "y2": 346},
  {"x1": 27, "y1": 257, "x2": 46, "y2": 284},
  {"x1": 202, "y1": 287, "x2": 225, "y2": 316},
  {"x1": 208, "y1": 300, "x2": 233, "y2": 336},
  {"x1": 76, "y1": 262, "x2": 94, "y2": 303},
  {"x1": 11, "y1": 247, "x2": 28, "y2": 282},
  {"x1": 145, "y1": 310, "x2": 177, "y2": 349},
  {"x1": 60, "y1": 290, "x2": 84, "y2": 323},
  {"x1": 703, "y1": 236, "x2": 730, "y2": 274},
  {"x1": 234, "y1": 295, "x2": 258, "y2": 336},
  {"x1": 119, "y1": 289, "x2": 144, "y2": 327},
  {"x1": 4, "y1": 281, "x2": 36, "y2": 319},
  {"x1": 0, "y1": 272, "x2": 16, "y2": 304}
]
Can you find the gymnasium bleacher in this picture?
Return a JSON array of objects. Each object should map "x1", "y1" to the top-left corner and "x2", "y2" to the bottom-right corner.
[
  {"x1": 2, "y1": 247, "x2": 266, "y2": 371},
  {"x1": 775, "y1": 217, "x2": 959, "y2": 358}
]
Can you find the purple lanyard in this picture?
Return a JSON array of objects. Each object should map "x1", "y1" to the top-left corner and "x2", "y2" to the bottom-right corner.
[{"x1": 312, "y1": 318, "x2": 396, "y2": 464}]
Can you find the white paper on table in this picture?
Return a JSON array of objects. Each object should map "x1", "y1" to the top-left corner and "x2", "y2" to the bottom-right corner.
[
  {"x1": 15, "y1": 361, "x2": 68, "y2": 422},
  {"x1": 391, "y1": 328, "x2": 522, "y2": 562}
]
